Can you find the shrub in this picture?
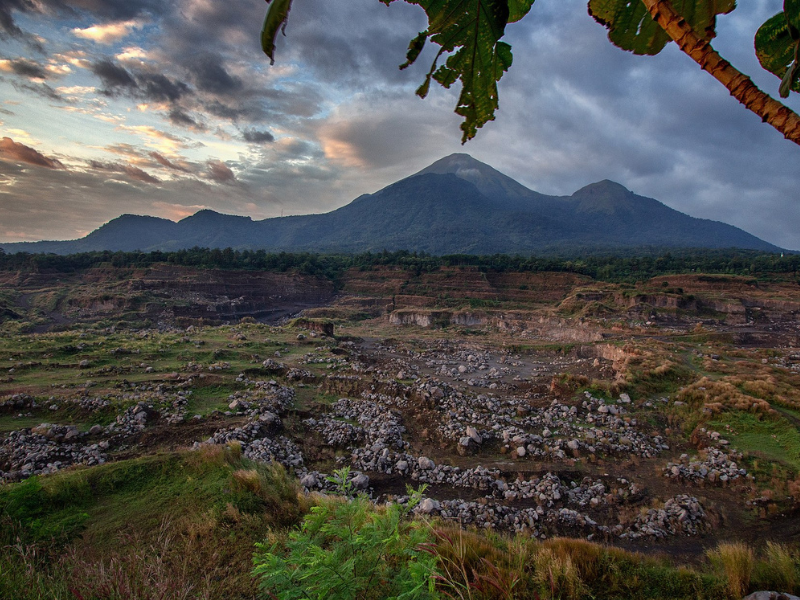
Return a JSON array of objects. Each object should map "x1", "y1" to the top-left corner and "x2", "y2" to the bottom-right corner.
[{"x1": 252, "y1": 469, "x2": 438, "y2": 600}]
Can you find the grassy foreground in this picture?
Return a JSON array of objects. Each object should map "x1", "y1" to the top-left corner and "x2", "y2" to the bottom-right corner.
[{"x1": 1, "y1": 447, "x2": 799, "y2": 600}]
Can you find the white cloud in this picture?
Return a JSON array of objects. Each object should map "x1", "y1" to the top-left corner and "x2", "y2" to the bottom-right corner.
[{"x1": 72, "y1": 20, "x2": 143, "y2": 44}]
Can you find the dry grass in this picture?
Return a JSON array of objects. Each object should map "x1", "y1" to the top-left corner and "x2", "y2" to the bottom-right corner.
[
  {"x1": 707, "y1": 542, "x2": 754, "y2": 599},
  {"x1": 532, "y1": 547, "x2": 588, "y2": 600}
]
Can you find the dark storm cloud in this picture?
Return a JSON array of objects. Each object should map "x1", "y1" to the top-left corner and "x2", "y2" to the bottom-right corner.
[
  {"x1": 242, "y1": 129, "x2": 274, "y2": 143},
  {"x1": 0, "y1": 0, "x2": 38, "y2": 40},
  {"x1": 5, "y1": 57, "x2": 48, "y2": 79},
  {"x1": 137, "y1": 72, "x2": 189, "y2": 102},
  {"x1": 206, "y1": 159, "x2": 235, "y2": 183},
  {"x1": 91, "y1": 59, "x2": 136, "y2": 91},
  {"x1": 187, "y1": 53, "x2": 242, "y2": 96},
  {"x1": 168, "y1": 107, "x2": 204, "y2": 130},
  {"x1": 0, "y1": 137, "x2": 64, "y2": 168},
  {"x1": 91, "y1": 59, "x2": 191, "y2": 104},
  {"x1": 12, "y1": 81, "x2": 65, "y2": 101},
  {"x1": 88, "y1": 159, "x2": 160, "y2": 184}
]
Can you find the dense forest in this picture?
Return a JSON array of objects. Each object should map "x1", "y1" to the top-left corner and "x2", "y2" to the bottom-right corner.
[{"x1": 0, "y1": 247, "x2": 797, "y2": 284}]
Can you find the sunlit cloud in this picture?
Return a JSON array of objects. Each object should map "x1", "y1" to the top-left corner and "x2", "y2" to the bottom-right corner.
[
  {"x1": 72, "y1": 20, "x2": 143, "y2": 45},
  {"x1": 0, "y1": 137, "x2": 64, "y2": 169},
  {"x1": 116, "y1": 46, "x2": 150, "y2": 62}
]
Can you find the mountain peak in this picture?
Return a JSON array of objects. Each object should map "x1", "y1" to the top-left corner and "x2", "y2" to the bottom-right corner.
[
  {"x1": 413, "y1": 153, "x2": 539, "y2": 200},
  {"x1": 572, "y1": 180, "x2": 631, "y2": 198}
]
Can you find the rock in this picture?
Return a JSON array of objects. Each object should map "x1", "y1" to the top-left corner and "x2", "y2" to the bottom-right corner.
[
  {"x1": 418, "y1": 456, "x2": 435, "y2": 470},
  {"x1": 418, "y1": 498, "x2": 440, "y2": 514},
  {"x1": 79, "y1": 360, "x2": 90, "y2": 369},
  {"x1": 516, "y1": 446, "x2": 526, "y2": 457},
  {"x1": 466, "y1": 426, "x2": 482, "y2": 444},
  {"x1": 351, "y1": 473, "x2": 370, "y2": 490},
  {"x1": 89, "y1": 425, "x2": 103, "y2": 436},
  {"x1": 396, "y1": 460, "x2": 409, "y2": 472},
  {"x1": 300, "y1": 474, "x2": 318, "y2": 488},
  {"x1": 619, "y1": 393, "x2": 631, "y2": 404}
]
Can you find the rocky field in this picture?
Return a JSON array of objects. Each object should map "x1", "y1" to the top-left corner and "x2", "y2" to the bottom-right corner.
[{"x1": 2, "y1": 264, "x2": 800, "y2": 598}]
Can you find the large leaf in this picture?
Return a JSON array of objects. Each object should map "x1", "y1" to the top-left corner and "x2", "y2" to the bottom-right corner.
[
  {"x1": 261, "y1": 0, "x2": 294, "y2": 65},
  {"x1": 588, "y1": 0, "x2": 736, "y2": 56},
  {"x1": 262, "y1": 0, "x2": 536, "y2": 141},
  {"x1": 755, "y1": 3, "x2": 800, "y2": 97},
  {"x1": 389, "y1": 0, "x2": 534, "y2": 142}
]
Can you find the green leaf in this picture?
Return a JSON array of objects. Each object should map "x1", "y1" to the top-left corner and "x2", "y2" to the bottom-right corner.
[
  {"x1": 588, "y1": 0, "x2": 735, "y2": 56},
  {"x1": 401, "y1": 31, "x2": 429, "y2": 70},
  {"x1": 755, "y1": 12, "x2": 800, "y2": 97},
  {"x1": 786, "y1": 0, "x2": 800, "y2": 38},
  {"x1": 261, "y1": 0, "x2": 294, "y2": 65},
  {"x1": 402, "y1": 0, "x2": 519, "y2": 142},
  {"x1": 508, "y1": 0, "x2": 536, "y2": 23}
]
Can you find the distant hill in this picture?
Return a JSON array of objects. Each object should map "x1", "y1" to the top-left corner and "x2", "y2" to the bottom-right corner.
[{"x1": 0, "y1": 154, "x2": 782, "y2": 255}]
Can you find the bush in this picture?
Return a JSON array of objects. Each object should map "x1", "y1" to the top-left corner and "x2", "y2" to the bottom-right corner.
[{"x1": 252, "y1": 469, "x2": 438, "y2": 600}]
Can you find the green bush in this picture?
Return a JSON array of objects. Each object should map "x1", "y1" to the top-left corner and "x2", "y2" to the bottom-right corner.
[{"x1": 253, "y1": 469, "x2": 438, "y2": 599}]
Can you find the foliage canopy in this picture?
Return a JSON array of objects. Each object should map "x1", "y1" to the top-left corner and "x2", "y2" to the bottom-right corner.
[{"x1": 262, "y1": 0, "x2": 800, "y2": 142}]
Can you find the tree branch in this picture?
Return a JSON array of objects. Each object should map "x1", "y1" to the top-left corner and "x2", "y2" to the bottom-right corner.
[{"x1": 640, "y1": 0, "x2": 800, "y2": 145}]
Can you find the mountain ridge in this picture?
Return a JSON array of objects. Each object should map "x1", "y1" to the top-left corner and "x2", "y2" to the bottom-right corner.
[{"x1": 0, "y1": 154, "x2": 783, "y2": 255}]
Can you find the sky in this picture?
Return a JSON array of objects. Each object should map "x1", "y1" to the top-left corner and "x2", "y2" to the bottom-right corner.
[{"x1": 0, "y1": 0, "x2": 798, "y2": 249}]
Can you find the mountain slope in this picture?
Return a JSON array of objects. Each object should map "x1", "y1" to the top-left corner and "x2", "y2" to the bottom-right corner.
[{"x1": 0, "y1": 154, "x2": 782, "y2": 255}]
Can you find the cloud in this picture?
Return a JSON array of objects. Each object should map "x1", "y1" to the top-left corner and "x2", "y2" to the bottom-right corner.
[
  {"x1": 187, "y1": 53, "x2": 242, "y2": 96},
  {"x1": 91, "y1": 59, "x2": 190, "y2": 104},
  {"x1": 206, "y1": 159, "x2": 235, "y2": 183},
  {"x1": 0, "y1": 137, "x2": 64, "y2": 168},
  {"x1": 0, "y1": 58, "x2": 49, "y2": 79},
  {"x1": 136, "y1": 72, "x2": 188, "y2": 102},
  {"x1": 242, "y1": 128, "x2": 274, "y2": 143},
  {"x1": 88, "y1": 159, "x2": 160, "y2": 184},
  {"x1": 149, "y1": 151, "x2": 190, "y2": 172},
  {"x1": 91, "y1": 59, "x2": 136, "y2": 90},
  {"x1": 72, "y1": 19, "x2": 142, "y2": 44},
  {"x1": 168, "y1": 107, "x2": 204, "y2": 129}
]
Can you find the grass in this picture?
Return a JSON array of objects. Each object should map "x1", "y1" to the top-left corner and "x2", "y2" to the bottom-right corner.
[
  {"x1": 707, "y1": 542, "x2": 754, "y2": 599},
  {"x1": 708, "y1": 411, "x2": 800, "y2": 472},
  {"x1": 0, "y1": 445, "x2": 306, "y2": 600}
]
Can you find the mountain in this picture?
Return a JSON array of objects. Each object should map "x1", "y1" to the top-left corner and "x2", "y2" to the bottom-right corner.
[{"x1": 0, "y1": 154, "x2": 782, "y2": 255}]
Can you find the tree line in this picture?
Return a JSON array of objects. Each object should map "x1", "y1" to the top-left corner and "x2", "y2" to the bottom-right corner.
[{"x1": 0, "y1": 247, "x2": 797, "y2": 284}]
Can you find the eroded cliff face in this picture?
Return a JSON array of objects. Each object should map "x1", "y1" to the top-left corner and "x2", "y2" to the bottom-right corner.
[
  {"x1": 2, "y1": 265, "x2": 337, "y2": 329},
  {"x1": 387, "y1": 308, "x2": 604, "y2": 342}
]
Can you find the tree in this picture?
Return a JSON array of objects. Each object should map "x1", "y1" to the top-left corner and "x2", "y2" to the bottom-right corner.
[{"x1": 261, "y1": 0, "x2": 800, "y2": 145}]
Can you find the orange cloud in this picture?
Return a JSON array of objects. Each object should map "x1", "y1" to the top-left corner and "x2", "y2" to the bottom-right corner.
[{"x1": 0, "y1": 137, "x2": 64, "y2": 169}]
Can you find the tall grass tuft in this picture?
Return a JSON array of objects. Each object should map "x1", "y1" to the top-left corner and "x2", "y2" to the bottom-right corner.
[
  {"x1": 752, "y1": 541, "x2": 798, "y2": 594},
  {"x1": 707, "y1": 541, "x2": 754, "y2": 599},
  {"x1": 532, "y1": 547, "x2": 588, "y2": 600}
]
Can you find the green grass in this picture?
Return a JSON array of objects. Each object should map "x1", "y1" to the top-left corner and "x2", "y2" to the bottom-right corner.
[
  {"x1": 185, "y1": 383, "x2": 242, "y2": 415},
  {"x1": 709, "y1": 411, "x2": 800, "y2": 472},
  {"x1": 0, "y1": 446, "x2": 306, "y2": 600}
]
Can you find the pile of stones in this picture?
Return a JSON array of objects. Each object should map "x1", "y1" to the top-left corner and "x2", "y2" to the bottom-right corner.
[
  {"x1": 622, "y1": 495, "x2": 709, "y2": 539},
  {"x1": 663, "y1": 448, "x2": 747, "y2": 484},
  {"x1": 0, "y1": 424, "x2": 107, "y2": 480}
]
